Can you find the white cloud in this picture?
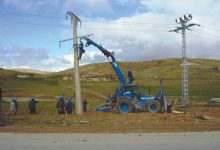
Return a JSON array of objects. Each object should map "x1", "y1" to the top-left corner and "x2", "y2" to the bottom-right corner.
[
  {"x1": 41, "y1": 50, "x2": 107, "y2": 71},
  {"x1": 72, "y1": 0, "x2": 220, "y2": 62},
  {"x1": 0, "y1": 42, "x2": 107, "y2": 71},
  {"x1": 4, "y1": 0, "x2": 35, "y2": 11},
  {"x1": 63, "y1": 0, "x2": 113, "y2": 15},
  {"x1": 140, "y1": 0, "x2": 220, "y2": 19},
  {"x1": 1, "y1": 0, "x2": 220, "y2": 72},
  {"x1": 0, "y1": 44, "x2": 50, "y2": 70},
  {"x1": 75, "y1": 13, "x2": 180, "y2": 61},
  {"x1": 3, "y1": 0, "x2": 60, "y2": 11}
]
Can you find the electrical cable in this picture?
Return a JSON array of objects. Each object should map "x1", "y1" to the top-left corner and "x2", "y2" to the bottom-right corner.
[
  {"x1": 80, "y1": 26, "x2": 169, "y2": 32},
  {"x1": 0, "y1": 10, "x2": 176, "y2": 27},
  {"x1": 0, "y1": 19, "x2": 71, "y2": 28},
  {"x1": 0, "y1": 19, "x2": 171, "y2": 32},
  {"x1": 0, "y1": 11, "x2": 63, "y2": 20},
  {"x1": 200, "y1": 25, "x2": 220, "y2": 33},
  {"x1": 191, "y1": 34, "x2": 219, "y2": 43},
  {"x1": 54, "y1": 47, "x2": 73, "y2": 72},
  {"x1": 192, "y1": 30, "x2": 220, "y2": 39}
]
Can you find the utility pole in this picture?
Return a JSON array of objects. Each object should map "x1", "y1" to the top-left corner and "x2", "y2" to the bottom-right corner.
[
  {"x1": 169, "y1": 14, "x2": 200, "y2": 106},
  {"x1": 66, "y1": 11, "x2": 82, "y2": 114}
]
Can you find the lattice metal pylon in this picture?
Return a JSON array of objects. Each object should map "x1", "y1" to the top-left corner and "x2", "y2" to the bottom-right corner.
[
  {"x1": 181, "y1": 25, "x2": 189, "y2": 105},
  {"x1": 169, "y1": 14, "x2": 200, "y2": 106}
]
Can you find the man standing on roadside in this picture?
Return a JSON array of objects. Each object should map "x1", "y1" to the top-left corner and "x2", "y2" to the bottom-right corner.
[
  {"x1": 82, "y1": 99, "x2": 87, "y2": 112},
  {"x1": 28, "y1": 97, "x2": 38, "y2": 114},
  {"x1": 0, "y1": 88, "x2": 2, "y2": 114},
  {"x1": 10, "y1": 97, "x2": 17, "y2": 115},
  {"x1": 0, "y1": 87, "x2": 4, "y2": 126},
  {"x1": 56, "y1": 96, "x2": 65, "y2": 114},
  {"x1": 65, "y1": 97, "x2": 74, "y2": 114}
]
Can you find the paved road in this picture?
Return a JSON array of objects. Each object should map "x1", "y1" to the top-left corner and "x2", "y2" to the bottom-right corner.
[{"x1": 0, "y1": 132, "x2": 219, "y2": 150}]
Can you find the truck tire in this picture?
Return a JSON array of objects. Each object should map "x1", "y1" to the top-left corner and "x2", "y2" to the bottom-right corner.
[
  {"x1": 147, "y1": 100, "x2": 161, "y2": 113},
  {"x1": 117, "y1": 99, "x2": 134, "y2": 113}
]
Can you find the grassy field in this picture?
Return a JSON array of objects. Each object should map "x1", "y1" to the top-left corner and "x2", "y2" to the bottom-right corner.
[
  {"x1": 1, "y1": 58, "x2": 220, "y2": 100},
  {"x1": 0, "y1": 58, "x2": 220, "y2": 133}
]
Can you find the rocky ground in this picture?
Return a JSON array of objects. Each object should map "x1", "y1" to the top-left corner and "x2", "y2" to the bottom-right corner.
[{"x1": 1, "y1": 105, "x2": 220, "y2": 133}]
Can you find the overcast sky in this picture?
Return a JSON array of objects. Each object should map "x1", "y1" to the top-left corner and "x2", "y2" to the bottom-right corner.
[{"x1": 0, "y1": 0, "x2": 220, "y2": 71}]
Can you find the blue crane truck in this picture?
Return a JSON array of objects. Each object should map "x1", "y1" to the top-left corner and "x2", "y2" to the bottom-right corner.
[{"x1": 80, "y1": 36, "x2": 169, "y2": 113}]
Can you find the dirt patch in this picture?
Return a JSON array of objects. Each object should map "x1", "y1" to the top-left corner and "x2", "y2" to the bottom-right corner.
[{"x1": 1, "y1": 106, "x2": 220, "y2": 133}]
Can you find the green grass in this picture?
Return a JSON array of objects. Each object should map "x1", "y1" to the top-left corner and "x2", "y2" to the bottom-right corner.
[{"x1": 1, "y1": 58, "x2": 220, "y2": 100}]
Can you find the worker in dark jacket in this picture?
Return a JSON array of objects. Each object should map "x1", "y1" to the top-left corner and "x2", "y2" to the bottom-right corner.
[
  {"x1": 0, "y1": 88, "x2": 2, "y2": 113},
  {"x1": 56, "y1": 96, "x2": 65, "y2": 114},
  {"x1": 28, "y1": 97, "x2": 38, "y2": 114},
  {"x1": 0, "y1": 87, "x2": 2, "y2": 102},
  {"x1": 167, "y1": 100, "x2": 174, "y2": 113},
  {"x1": 65, "y1": 97, "x2": 74, "y2": 114},
  {"x1": 82, "y1": 99, "x2": 87, "y2": 112}
]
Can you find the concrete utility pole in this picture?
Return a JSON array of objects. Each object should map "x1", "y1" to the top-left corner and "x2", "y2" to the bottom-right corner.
[
  {"x1": 66, "y1": 11, "x2": 82, "y2": 114},
  {"x1": 169, "y1": 14, "x2": 200, "y2": 106}
]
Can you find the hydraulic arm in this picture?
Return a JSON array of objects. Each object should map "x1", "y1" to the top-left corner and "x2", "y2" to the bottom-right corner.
[{"x1": 80, "y1": 36, "x2": 126, "y2": 96}]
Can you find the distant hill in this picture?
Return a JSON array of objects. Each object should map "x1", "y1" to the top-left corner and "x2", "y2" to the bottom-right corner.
[
  {"x1": 0, "y1": 68, "x2": 18, "y2": 77},
  {"x1": 51, "y1": 58, "x2": 220, "y2": 80},
  {"x1": 10, "y1": 68, "x2": 51, "y2": 75},
  {"x1": 52, "y1": 58, "x2": 181, "y2": 76}
]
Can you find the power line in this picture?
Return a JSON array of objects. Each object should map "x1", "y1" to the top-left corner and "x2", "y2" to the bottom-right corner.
[
  {"x1": 201, "y1": 25, "x2": 220, "y2": 32},
  {"x1": 1, "y1": 11, "x2": 219, "y2": 45},
  {"x1": 2, "y1": 10, "x2": 220, "y2": 33},
  {"x1": 193, "y1": 30, "x2": 220, "y2": 39},
  {"x1": 0, "y1": 18, "x2": 174, "y2": 30},
  {"x1": 0, "y1": 19, "x2": 170, "y2": 32},
  {"x1": 0, "y1": 10, "x2": 176, "y2": 27},
  {"x1": 83, "y1": 22, "x2": 174, "y2": 28},
  {"x1": 0, "y1": 11, "x2": 63, "y2": 20},
  {"x1": 54, "y1": 47, "x2": 73, "y2": 72},
  {"x1": 83, "y1": 20, "x2": 175, "y2": 27},
  {"x1": 191, "y1": 33, "x2": 219, "y2": 43},
  {"x1": 80, "y1": 26, "x2": 169, "y2": 32},
  {"x1": 2, "y1": 16, "x2": 220, "y2": 38},
  {"x1": 0, "y1": 19, "x2": 71, "y2": 28}
]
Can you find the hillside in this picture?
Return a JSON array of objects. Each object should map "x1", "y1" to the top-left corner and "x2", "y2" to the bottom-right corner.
[
  {"x1": 0, "y1": 68, "x2": 18, "y2": 78},
  {"x1": 1, "y1": 58, "x2": 220, "y2": 99},
  {"x1": 51, "y1": 58, "x2": 220, "y2": 80},
  {"x1": 51, "y1": 58, "x2": 182, "y2": 76},
  {"x1": 10, "y1": 68, "x2": 50, "y2": 75}
]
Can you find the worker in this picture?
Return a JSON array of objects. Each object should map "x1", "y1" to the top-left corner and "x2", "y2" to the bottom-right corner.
[
  {"x1": 82, "y1": 99, "x2": 87, "y2": 112},
  {"x1": 167, "y1": 100, "x2": 174, "y2": 113},
  {"x1": 0, "y1": 87, "x2": 2, "y2": 102},
  {"x1": 0, "y1": 88, "x2": 2, "y2": 115},
  {"x1": 56, "y1": 96, "x2": 65, "y2": 114},
  {"x1": 28, "y1": 97, "x2": 38, "y2": 114},
  {"x1": 127, "y1": 69, "x2": 134, "y2": 84},
  {"x1": 65, "y1": 97, "x2": 74, "y2": 114},
  {"x1": 10, "y1": 97, "x2": 17, "y2": 115}
]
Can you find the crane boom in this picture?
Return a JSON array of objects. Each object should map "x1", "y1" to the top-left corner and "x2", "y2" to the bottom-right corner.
[{"x1": 80, "y1": 36, "x2": 125, "y2": 96}]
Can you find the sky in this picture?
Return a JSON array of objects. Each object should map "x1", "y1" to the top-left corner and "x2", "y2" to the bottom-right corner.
[{"x1": 0, "y1": 0, "x2": 220, "y2": 72}]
